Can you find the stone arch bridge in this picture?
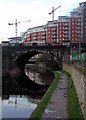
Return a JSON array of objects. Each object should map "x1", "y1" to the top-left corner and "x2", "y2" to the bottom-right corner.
[
  {"x1": 2, "y1": 44, "x2": 70, "y2": 70},
  {"x1": 2, "y1": 44, "x2": 70, "y2": 91}
]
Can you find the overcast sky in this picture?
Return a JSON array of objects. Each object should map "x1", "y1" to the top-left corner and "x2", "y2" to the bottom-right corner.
[{"x1": 0, "y1": 0, "x2": 85, "y2": 43}]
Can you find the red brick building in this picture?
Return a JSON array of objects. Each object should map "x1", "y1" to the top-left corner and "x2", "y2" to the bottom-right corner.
[
  {"x1": 58, "y1": 21, "x2": 69, "y2": 43},
  {"x1": 83, "y1": 8, "x2": 86, "y2": 42},
  {"x1": 20, "y1": 2, "x2": 86, "y2": 45},
  {"x1": 70, "y1": 17, "x2": 78, "y2": 43},
  {"x1": 47, "y1": 26, "x2": 57, "y2": 43}
]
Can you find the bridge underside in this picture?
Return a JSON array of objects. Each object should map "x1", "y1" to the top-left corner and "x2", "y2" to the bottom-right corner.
[{"x1": 2, "y1": 45, "x2": 66, "y2": 91}]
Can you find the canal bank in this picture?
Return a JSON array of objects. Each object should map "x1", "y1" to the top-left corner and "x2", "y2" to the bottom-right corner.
[
  {"x1": 63, "y1": 63, "x2": 86, "y2": 120},
  {"x1": 29, "y1": 70, "x2": 84, "y2": 120},
  {"x1": 29, "y1": 71, "x2": 60, "y2": 119}
]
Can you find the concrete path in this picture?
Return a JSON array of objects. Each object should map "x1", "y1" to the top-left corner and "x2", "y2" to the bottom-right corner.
[{"x1": 41, "y1": 72, "x2": 68, "y2": 119}]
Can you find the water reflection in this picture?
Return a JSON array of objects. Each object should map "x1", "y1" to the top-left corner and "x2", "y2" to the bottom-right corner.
[
  {"x1": 25, "y1": 67, "x2": 54, "y2": 86},
  {"x1": 2, "y1": 54, "x2": 55, "y2": 119},
  {"x1": 27, "y1": 72, "x2": 46, "y2": 85},
  {"x1": 2, "y1": 95, "x2": 37, "y2": 118},
  {"x1": 2, "y1": 75, "x2": 43, "y2": 119}
]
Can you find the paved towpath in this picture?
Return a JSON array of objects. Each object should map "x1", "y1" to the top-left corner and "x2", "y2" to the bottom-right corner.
[{"x1": 41, "y1": 72, "x2": 68, "y2": 119}]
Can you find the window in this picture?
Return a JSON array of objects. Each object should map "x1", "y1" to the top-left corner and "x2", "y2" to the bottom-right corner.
[
  {"x1": 53, "y1": 27, "x2": 56, "y2": 30},
  {"x1": 48, "y1": 28, "x2": 50, "y2": 30},
  {"x1": 59, "y1": 34, "x2": 61, "y2": 37},
  {"x1": 72, "y1": 22, "x2": 74, "y2": 25}
]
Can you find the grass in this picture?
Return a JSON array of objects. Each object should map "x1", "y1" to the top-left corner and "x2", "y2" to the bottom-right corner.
[
  {"x1": 64, "y1": 71, "x2": 84, "y2": 119},
  {"x1": 29, "y1": 71, "x2": 60, "y2": 120}
]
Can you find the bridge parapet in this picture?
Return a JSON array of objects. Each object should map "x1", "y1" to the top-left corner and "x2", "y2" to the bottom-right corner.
[{"x1": 2, "y1": 44, "x2": 70, "y2": 77}]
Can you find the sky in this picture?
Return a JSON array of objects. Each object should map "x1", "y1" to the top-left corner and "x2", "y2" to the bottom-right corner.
[{"x1": 0, "y1": 0, "x2": 85, "y2": 43}]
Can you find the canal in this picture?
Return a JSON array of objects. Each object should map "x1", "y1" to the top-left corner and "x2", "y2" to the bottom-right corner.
[
  {"x1": 1, "y1": 76, "x2": 42, "y2": 119},
  {"x1": 1, "y1": 53, "x2": 57, "y2": 119},
  {"x1": 1, "y1": 95, "x2": 38, "y2": 119},
  {"x1": 1, "y1": 67, "x2": 54, "y2": 119}
]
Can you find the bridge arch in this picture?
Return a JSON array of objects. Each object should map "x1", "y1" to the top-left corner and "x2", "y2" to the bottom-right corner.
[
  {"x1": 14, "y1": 51, "x2": 40, "y2": 71},
  {"x1": 12, "y1": 50, "x2": 51, "y2": 92},
  {"x1": 2, "y1": 45, "x2": 64, "y2": 92}
]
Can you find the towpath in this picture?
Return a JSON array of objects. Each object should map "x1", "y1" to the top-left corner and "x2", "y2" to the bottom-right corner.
[{"x1": 41, "y1": 72, "x2": 68, "y2": 119}]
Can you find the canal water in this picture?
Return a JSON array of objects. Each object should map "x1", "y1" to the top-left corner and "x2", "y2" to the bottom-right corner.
[
  {"x1": 1, "y1": 95, "x2": 38, "y2": 119},
  {"x1": 1, "y1": 52, "x2": 55, "y2": 119},
  {"x1": 1, "y1": 68, "x2": 54, "y2": 119},
  {"x1": 1, "y1": 72, "x2": 43, "y2": 119}
]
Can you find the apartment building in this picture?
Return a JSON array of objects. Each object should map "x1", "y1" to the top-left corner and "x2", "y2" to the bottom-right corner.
[
  {"x1": 58, "y1": 1, "x2": 86, "y2": 44},
  {"x1": 18, "y1": 1, "x2": 86, "y2": 45},
  {"x1": 46, "y1": 20, "x2": 58, "y2": 43},
  {"x1": 58, "y1": 16, "x2": 69, "y2": 43},
  {"x1": 70, "y1": 2, "x2": 86, "y2": 43},
  {"x1": 22, "y1": 20, "x2": 58, "y2": 44}
]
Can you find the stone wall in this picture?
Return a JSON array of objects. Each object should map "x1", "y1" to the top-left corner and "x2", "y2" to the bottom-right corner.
[{"x1": 63, "y1": 63, "x2": 86, "y2": 120}]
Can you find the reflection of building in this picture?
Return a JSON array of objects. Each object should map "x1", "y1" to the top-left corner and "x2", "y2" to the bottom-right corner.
[
  {"x1": 21, "y1": 2, "x2": 86, "y2": 45},
  {"x1": 2, "y1": 95, "x2": 9, "y2": 100}
]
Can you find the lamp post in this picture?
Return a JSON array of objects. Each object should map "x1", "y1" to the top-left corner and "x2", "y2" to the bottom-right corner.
[{"x1": 79, "y1": 35, "x2": 81, "y2": 62}]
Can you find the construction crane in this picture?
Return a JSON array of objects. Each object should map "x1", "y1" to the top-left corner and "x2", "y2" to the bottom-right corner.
[
  {"x1": 49, "y1": 5, "x2": 61, "y2": 21},
  {"x1": 8, "y1": 19, "x2": 31, "y2": 42}
]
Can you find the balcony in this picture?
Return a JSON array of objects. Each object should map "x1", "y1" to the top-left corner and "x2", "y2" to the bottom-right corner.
[
  {"x1": 64, "y1": 35, "x2": 69, "y2": 38},
  {"x1": 42, "y1": 32, "x2": 46, "y2": 36},
  {"x1": 63, "y1": 27, "x2": 68, "y2": 30},
  {"x1": 63, "y1": 31, "x2": 68, "y2": 34},
  {"x1": 63, "y1": 24, "x2": 68, "y2": 27},
  {"x1": 34, "y1": 37, "x2": 37, "y2": 40}
]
